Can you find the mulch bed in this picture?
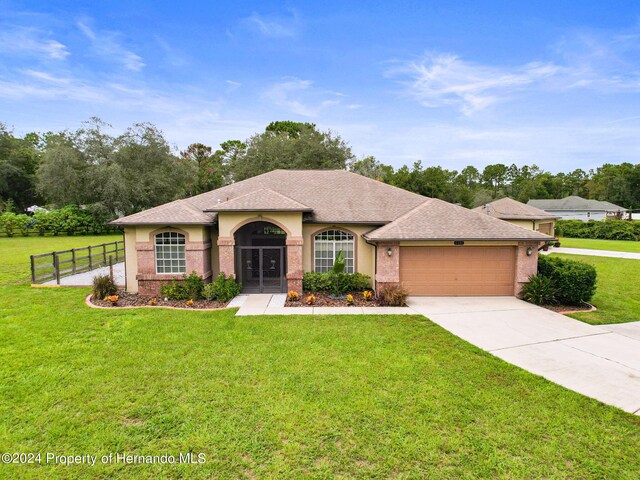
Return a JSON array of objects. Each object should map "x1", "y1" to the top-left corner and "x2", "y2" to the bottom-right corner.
[
  {"x1": 285, "y1": 291, "x2": 386, "y2": 307},
  {"x1": 89, "y1": 291, "x2": 229, "y2": 310},
  {"x1": 542, "y1": 303, "x2": 596, "y2": 314}
]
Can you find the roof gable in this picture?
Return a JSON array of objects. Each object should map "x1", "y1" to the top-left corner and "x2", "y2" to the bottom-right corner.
[{"x1": 205, "y1": 188, "x2": 312, "y2": 212}]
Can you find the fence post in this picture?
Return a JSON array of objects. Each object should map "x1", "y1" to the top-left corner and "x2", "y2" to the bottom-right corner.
[
  {"x1": 103, "y1": 243, "x2": 107, "y2": 266},
  {"x1": 72, "y1": 249, "x2": 76, "y2": 274},
  {"x1": 88, "y1": 246, "x2": 93, "y2": 270},
  {"x1": 30, "y1": 255, "x2": 36, "y2": 284},
  {"x1": 109, "y1": 256, "x2": 114, "y2": 282},
  {"x1": 115, "y1": 242, "x2": 119, "y2": 262},
  {"x1": 54, "y1": 253, "x2": 61, "y2": 285}
]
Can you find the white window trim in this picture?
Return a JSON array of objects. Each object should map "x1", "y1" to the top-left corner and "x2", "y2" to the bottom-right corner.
[
  {"x1": 313, "y1": 230, "x2": 355, "y2": 274},
  {"x1": 154, "y1": 231, "x2": 186, "y2": 275}
]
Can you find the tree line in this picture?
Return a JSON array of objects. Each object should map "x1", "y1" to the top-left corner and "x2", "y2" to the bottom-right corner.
[{"x1": 1, "y1": 118, "x2": 639, "y2": 223}]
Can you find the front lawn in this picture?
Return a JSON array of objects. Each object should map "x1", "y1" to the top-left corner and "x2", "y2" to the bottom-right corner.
[
  {"x1": 1, "y1": 237, "x2": 639, "y2": 478},
  {"x1": 557, "y1": 237, "x2": 640, "y2": 253},
  {"x1": 552, "y1": 254, "x2": 640, "y2": 325}
]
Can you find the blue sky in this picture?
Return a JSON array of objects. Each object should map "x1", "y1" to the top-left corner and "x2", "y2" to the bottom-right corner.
[{"x1": 1, "y1": 1, "x2": 640, "y2": 172}]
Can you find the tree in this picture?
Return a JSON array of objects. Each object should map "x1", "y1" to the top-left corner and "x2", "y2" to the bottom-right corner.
[
  {"x1": 482, "y1": 163, "x2": 508, "y2": 197},
  {"x1": 230, "y1": 122, "x2": 355, "y2": 181},
  {"x1": 0, "y1": 124, "x2": 41, "y2": 210},
  {"x1": 349, "y1": 156, "x2": 390, "y2": 181}
]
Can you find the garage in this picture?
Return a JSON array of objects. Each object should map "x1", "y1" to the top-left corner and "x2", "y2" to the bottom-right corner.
[
  {"x1": 537, "y1": 222, "x2": 554, "y2": 235},
  {"x1": 399, "y1": 246, "x2": 516, "y2": 296}
]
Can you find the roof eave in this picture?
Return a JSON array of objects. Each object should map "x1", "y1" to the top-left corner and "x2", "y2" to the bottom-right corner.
[
  {"x1": 203, "y1": 208, "x2": 313, "y2": 213},
  {"x1": 363, "y1": 236, "x2": 554, "y2": 242},
  {"x1": 109, "y1": 221, "x2": 215, "y2": 227}
]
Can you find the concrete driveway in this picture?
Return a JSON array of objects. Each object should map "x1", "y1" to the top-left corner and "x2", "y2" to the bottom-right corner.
[{"x1": 407, "y1": 297, "x2": 640, "y2": 414}]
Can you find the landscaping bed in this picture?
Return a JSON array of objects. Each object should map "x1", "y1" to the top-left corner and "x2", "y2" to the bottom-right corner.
[
  {"x1": 542, "y1": 303, "x2": 596, "y2": 314},
  {"x1": 286, "y1": 291, "x2": 384, "y2": 307},
  {"x1": 89, "y1": 290, "x2": 230, "y2": 309}
]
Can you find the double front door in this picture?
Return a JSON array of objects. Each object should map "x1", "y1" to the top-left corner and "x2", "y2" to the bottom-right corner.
[{"x1": 236, "y1": 247, "x2": 286, "y2": 293}]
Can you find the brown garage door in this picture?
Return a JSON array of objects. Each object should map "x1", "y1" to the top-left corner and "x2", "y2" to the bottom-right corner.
[{"x1": 399, "y1": 246, "x2": 516, "y2": 296}]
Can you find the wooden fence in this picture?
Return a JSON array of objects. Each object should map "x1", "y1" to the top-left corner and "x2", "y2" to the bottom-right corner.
[{"x1": 30, "y1": 240, "x2": 124, "y2": 284}]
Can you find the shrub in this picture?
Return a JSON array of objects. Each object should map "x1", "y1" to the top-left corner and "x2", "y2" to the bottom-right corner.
[
  {"x1": 183, "y1": 271, "x2": 204, "y2": 300},
  {"x1": 160, "y1": 281, "x2": 190, "y2": 300},
  {"x1": 363, "y1": 290, "x2": 373, "y2": 301},
  {"x1": 0, "y1": 212, "x2": 20, "y2": 237},
  {"x1": 93, "y1": 274, "x2": 117, "y2": 299},
  {"x1": 303, "y1": 272, "x2": 332, "y2": 292},
  {"x1": 306, "y1": 294, "x2": 316, "y2": 305},
  {"x1": 202, "y1": 273, "x2": 241, "y2": 302},
  {"x1": 378, "y1": 284, "x2": 408, "y2": 306},
  {"x1": 555, "y1": 219, "x2": 639, "y2": 241},
  {"x1": 520, "y1": 274, "x2": 557, "y2": 305},
  {"x1": 538, "y1": 255, "x2": 597, "y2": 305},
  {"x1": 302, "y1": 271, "x2": 371, "y2": 293},
  {"x1": 331, "y1": 250, "x2": 346, "y2": 274},
  {"x1": 346, "y1": 294, "x2": 354, "y2": 305}
]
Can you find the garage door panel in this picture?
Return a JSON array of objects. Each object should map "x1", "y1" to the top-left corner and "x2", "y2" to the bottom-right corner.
[{"x1": 399, "y1": 246, "x2": 516, "y2": 296}]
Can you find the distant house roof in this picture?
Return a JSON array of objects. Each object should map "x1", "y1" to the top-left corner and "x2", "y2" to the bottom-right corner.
[
  {"x1": 527, "y1": 196, "x2": 627, "y2": 212},
  {"x1": 473, "y1": 197, "x2": 558, "y2": 220},
  {"x1": 205, "y1": 188, "x2": 312, "y2": 212},
  {"x1": 364, "y1": 198, "x2": 553, "y2": 242}
]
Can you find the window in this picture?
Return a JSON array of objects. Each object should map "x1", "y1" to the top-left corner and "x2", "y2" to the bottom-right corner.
[
  {"x1": 314, "y1": 230, "x2": 354, "y2": 273},
  {"x1": 155, "y1": 231, "x2": 186, "y2": 274}
]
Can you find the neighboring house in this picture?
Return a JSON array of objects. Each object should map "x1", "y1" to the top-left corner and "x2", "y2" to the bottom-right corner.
[
  {"x1": 527, "y1": 196, "x2": 629, "y2": 221},
  {"x1": 111, "y1": 170, "x2": 552, "y2": 297},
  {"x1": 473, "y1": 197, "x2": 558, "y2": 236}
]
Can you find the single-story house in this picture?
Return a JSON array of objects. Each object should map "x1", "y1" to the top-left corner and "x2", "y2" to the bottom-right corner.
[
  {"x1": 111, "y1": 170, "x2": 553, "y2": 297},
  {"x1": 473, "y1": 197, "x2": 558, "y2": 236},
  {"x1": 527, "y1": 196, "x2": 629, "y2": 221}
]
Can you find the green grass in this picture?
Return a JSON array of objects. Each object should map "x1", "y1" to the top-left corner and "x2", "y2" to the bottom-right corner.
[
  {"x1": 1, "y1": 237, "x2": 639, "y2": 478},
  {"x1": 558, "y1": 237, "x2": 640, "y2": 253},
  {"x1": 552, "y1": 253, "x2": 640, "y2": 325}
]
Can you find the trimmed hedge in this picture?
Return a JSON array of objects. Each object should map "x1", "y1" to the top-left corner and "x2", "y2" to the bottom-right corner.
[
  {"x1": 0, "y1": 205, "x2": 119, "y2": 237},
  {"x1": 555, "y1": 219, "x2": 640, "y2": 241},
  {"x1": 302, "y1": 271, "x2": 371, "y2": 294},
  {"x1": 537, "y1": 255, "x2": 597, "y2": 305}
]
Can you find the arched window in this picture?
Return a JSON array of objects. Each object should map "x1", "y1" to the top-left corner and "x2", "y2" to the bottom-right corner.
[
  {"x1": 155, "y1": 231, "x2": 186, "y2": 274},
  {"x1": 314, "y1": 230, "x2": 355, "y2": 273}
]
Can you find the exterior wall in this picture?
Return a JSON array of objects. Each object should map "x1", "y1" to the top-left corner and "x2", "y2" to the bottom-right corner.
[
  {"x1": 210, "y1": 228, "x2": 220, "y2": 277},
  {"x1": 514, "y1": 242, "x2": 540, "y2": 295},
  {"x1": 375, "y1": 243, "x2": 400, "y2": 291},
  {"x1": 124, "y1": 227, "x2": 138, "y2": 292},
  {"x1": 302, "y1": 224, "x2": 376, "y2": 283},
  {"x1": 546, "y1": 210, "x2": 607, "y2": 221},
  {"x1": 506, "y1": 219, "x2": 536, "y2": 230},
  {"x1": 130, "y1": 225, "x2": 213, "y2": 296}
]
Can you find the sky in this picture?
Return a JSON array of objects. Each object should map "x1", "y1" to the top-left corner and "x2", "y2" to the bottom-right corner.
[{"x1": 1, "y1": 0, "x2": 640, "y2": 173}]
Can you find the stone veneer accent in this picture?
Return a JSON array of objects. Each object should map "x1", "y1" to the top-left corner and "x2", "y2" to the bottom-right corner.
[
  {"x1": 217, "y1": 236, "x2": 235, "y2": 278},
  {"x1": 286, "y1": 236, "x2": 304, "y2": 293},
  {"x1": 374, "y1": 243, "x2": 400, "y2": 292},
  {"x1": 136, "y1": 233, "x2": 212, "y2": 296}
]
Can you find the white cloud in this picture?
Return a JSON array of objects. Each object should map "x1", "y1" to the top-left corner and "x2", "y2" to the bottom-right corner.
[
  {"x1": 386, "y1": 53, "x2": 560, "y2": 115},
  {"x1": 77, "y1": 19, "x2": 145, "y2": 71},
  {"x1": 261, "y1": 78, "x2": 344, "y2": 117},
  {"x1": 0, "y1": 27, "x2": 69, "y2": 59},
  {"x1": 242, "y1": 10, "x2": 300, "y2": 38}
]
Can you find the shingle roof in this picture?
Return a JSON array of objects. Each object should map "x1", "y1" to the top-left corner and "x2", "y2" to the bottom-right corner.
[
  {"x1": 365, "y1": 198, "x2": 553, "y2": 241},
  {"x1": 528, "y1": 196, "x2": 627, "y2": 211},
  {"x1": 473, "y1": 197, "x2": 558, "y2": 220},
  {"x1": 205, "y1": 188, "x2": 312, "y2": 212},
  {"x1": 111, "y1": 199, "x2": 215, "y2": 226}
]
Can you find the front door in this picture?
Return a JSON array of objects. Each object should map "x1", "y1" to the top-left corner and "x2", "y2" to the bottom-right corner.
[{"x1": 236, "y1": 247, "x2": 285, "y2": 293}]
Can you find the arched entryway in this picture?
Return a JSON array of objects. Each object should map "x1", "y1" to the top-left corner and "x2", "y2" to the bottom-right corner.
[{"x1": 234, "y1": 221, "x2": 287, "y2": 293}]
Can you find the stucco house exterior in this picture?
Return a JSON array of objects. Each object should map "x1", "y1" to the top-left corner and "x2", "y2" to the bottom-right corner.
[
  {"x1": 473, "y1": 197, "x2": 558, "y2": 236},
  {"x1": 527, "y1": 196, "x2": 629, "y2": 221},
  {"x1": 111, "y1": 170, "x2": 553, "y2": 297}
]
